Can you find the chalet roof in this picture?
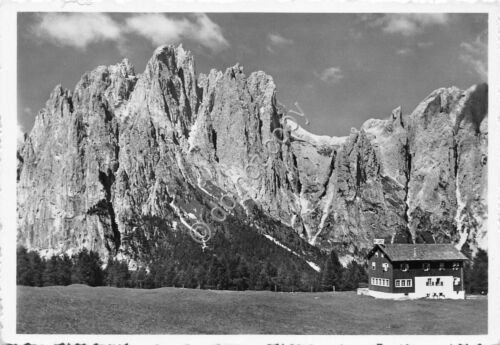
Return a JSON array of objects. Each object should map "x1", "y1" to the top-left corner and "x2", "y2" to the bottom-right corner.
[{"x1": 368, "y1": 244, "x2": 469, "y2": 262}]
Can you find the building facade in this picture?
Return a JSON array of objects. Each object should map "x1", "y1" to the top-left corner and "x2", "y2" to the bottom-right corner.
[{"x1": 367, "y1": 243, "x2": 468, "y2": 299}]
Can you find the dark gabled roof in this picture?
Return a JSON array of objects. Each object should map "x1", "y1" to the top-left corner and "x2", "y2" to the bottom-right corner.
[{"x1": 367, "y1": 244, "x2": 468, "y2": 262}]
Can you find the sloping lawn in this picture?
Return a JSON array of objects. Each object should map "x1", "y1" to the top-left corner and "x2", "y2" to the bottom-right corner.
[{"x1": 17, "y1": 285, "x2": 487, "y2": 334}]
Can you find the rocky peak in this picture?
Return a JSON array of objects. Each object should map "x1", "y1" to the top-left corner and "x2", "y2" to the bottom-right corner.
[
  {"x1": 145, "y1": 44, "x2": 197, "y2": 93},
  {"x1": 112, "y1": 58, "x2": 135, "y2": 76},
  {"x1": 225, "y1": 63, "x2": 245, "y2": 79},
  {"x1": 390, "y1": 106, "x2": 404, "y2": 128},
  {"x1": 149, "y1": 44, "x2": 193, "y2": 73},
  {"x1": 127, "y1": 44, "x2": 198, "y2": 146},
  {"x1": 72, "y1": 60, "x2": 137, "y2": 114},
  {"x1": 46, "y1": 84, "x2": 73, "y2": 116}
]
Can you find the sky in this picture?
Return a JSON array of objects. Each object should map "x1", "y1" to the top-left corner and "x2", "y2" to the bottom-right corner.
[{"x1": 18, "y1": 12, "x2": 487, "y2": 138}]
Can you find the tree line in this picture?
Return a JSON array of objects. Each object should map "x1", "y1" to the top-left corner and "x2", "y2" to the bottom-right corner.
[
  {"x1": 17, "y1": 244, "x2": 368, "y2": 292},
  {"x1": 463, "y1": 248, "x2": 488, "y2": 294},
  {"x1": 17, "y1": 246, "x2": 104, "y2": 287}
]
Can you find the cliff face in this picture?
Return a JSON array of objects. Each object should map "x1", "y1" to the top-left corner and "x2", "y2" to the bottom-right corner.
[{"x1": 17, "y1": 45, "x2": 488, "y2": 264}]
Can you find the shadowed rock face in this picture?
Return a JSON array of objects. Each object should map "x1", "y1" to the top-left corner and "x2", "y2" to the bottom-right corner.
[{"x1": 17, "y1": 45, "x2": 487, "y2": 263}]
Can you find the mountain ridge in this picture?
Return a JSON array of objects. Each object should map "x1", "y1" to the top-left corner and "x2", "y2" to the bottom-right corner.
[{"x1": 17, "y1": 44, "x2": 488, "y2": 267}]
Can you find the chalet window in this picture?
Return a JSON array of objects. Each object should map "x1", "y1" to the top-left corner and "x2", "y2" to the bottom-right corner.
[
  {"x1": 375, "y1": 252, "x2": 379, "y2": 258},
  {"x1": 372, "y1": 262, "x2": 376, "y2": 270},
  {"x1": 439, "y1": 262, "x2": 445, "y2": 271},
  {"x1": 381, "y1": 253, "x2": 384, "y2": 258},
  {"x1": 423, "y1": 263, "x2": 430, "y2": 271},
  {"x1": 452, "y1": 262, "x2": 460, "y2": 270},
  {"x1": 400, "y1": 263, "x2": 409, "y2": 272},
  {"x1": 382, "y1": 263, "x2": 389, "y2": 272},
  {"x1": 371, "y1": 278, "x2": 390, "y2": 287},
  {"x1": 395, "y1": 279, "x2": 412, "y2": 288}
]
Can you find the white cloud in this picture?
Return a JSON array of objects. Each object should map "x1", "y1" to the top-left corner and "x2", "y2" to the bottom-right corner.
[
  {"x1": 396, "y1": 48, "x2": 411, "y2": 56},
  {"x1": 266, "y1": 33, "x2": 293, "y2": 53},
  {"x1": 34, "y1": 13, "x2": 229, "y2": 53},
  {"x1": 125, "y1": 14, "x2": 189, "y2": 45},
  {"x1": 460, "y1": 31, "x2": 487, "y2": 81},
  {"x1": 18, "y1": 124, "x2": 25, "y2": 145},
  {"x1": 191, "y1": 14, "x2": 230, "y2": 51},
  {"x1": 125, "y1": 13, "x2": 229, "y2": 52},
  {"x1": 317, "y1": 67, "x2": 344, "y2": 85},
  {"x1": 364, "y1": 14, "x2": 450, "y2": 36},
  {"x1": 35, "y1": 13, "x2": 122, "y2": 49},
  {"x1": 268, "y1": 33, "x2": 293, "y2": 46}
]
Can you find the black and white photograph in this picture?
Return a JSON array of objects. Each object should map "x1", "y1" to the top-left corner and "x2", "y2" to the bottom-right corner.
[{"x1": 1, "y1": 2, "x2": 498, "y2": 344}]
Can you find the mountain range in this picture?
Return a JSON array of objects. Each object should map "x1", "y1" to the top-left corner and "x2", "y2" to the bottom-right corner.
[{"x1": 17, "y1": 45, "x2": 488, "y2": 269}]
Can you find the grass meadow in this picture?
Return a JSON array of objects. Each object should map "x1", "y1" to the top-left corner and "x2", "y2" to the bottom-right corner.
[{"x1": 17, "y1": 285, "x2": 487, "y2": 334}]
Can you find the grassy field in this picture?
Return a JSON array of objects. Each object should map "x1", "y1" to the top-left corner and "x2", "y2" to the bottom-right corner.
[{"x1": 17, "y1": 285, "x2": 487, "y2": 334}]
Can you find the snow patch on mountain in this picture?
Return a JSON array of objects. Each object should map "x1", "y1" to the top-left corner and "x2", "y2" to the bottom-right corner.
[{"x1": 263, "y1": 234, "x2": 320, "y2": 272}]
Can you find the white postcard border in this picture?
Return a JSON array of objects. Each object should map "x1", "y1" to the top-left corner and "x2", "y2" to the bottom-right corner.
[{"x1": 1, "y1": 1, "x2": 499, "y2": 344}]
